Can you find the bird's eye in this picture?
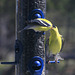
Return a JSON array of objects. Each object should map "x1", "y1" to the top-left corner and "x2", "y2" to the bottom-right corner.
[{"x1": 53, "y1": 25, "x2": 56, "y2": 28}]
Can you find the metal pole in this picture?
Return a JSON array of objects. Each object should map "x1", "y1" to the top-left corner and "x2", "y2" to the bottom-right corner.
[{"x1": 16, "y1": 0, "x2": 46, "y2": 75}]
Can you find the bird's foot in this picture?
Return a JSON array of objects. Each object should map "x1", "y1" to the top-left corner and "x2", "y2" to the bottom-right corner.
[{"x1": 55, "y1": 58, "x2": 58, "y2": 63}]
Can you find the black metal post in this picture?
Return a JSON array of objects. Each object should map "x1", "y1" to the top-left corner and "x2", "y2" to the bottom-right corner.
[{"x1": 16, "y1": 0, "x2": 46, "y2": 75}]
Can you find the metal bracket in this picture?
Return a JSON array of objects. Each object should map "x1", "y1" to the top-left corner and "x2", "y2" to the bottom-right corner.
[
  {"x1": 0, "y1": 39, "x2": 23, "y2": 65},
  {"x1": 15, "y1": 39, "x2": 23, "y2": 64}
]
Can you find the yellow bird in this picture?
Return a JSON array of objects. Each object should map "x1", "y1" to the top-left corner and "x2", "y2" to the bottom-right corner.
[
  {"x1": 19, "y1": 18, "x2": 53, "y2": 32},
  {"x1": 48, "y1": 25, "x2": 64, "y2": 62}
]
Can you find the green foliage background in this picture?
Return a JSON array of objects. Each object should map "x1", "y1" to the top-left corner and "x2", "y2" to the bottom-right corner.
[{"x1": 0, "y1": 0, "x2": 75, "y2": 75}]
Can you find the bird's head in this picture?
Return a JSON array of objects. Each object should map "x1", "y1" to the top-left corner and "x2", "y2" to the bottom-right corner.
[{"x1": 50, "y1": 25, "x2": 59, "y2": 35}]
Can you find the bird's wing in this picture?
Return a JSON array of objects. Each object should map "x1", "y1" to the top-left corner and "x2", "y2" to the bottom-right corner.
[
  {"x1": 29, "y1": 19, "x2": 51, "y2": 27},
  {"x1": 60, "y1": 35, "x2": 64, "y2": 52}
]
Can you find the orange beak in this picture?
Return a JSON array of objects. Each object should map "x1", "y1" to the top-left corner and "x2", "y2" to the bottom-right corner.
[{"x1": 51, "y1": 27, "x2": 53, "y2": 29}]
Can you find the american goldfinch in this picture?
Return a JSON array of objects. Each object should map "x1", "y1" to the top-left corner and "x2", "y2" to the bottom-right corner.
[
  {"x1": 19, "y1": 18, "x2": 53, "y2": 32},
  {"x1": 48, "y1": 25, "x2": 64, "y2": 62}
]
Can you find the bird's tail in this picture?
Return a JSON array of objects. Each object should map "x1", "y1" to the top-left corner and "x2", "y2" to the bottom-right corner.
[
  {"x1": 55, "y1": 53, "x2": 64, "y2": 61},
  {"x1": 18, "y1": 25, "x2": 31, "y2": 33}
]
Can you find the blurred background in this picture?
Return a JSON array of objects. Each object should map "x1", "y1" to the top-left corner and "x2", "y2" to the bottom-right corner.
[{"x1": 0, "y1": 0, "x2": 75, "y2": 75}]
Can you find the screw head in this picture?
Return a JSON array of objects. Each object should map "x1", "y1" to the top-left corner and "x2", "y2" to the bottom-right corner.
[
  {"x1": 34, "y1": 14, "x2": 41, "y2": 18},
  {"x1": 32, "y1": 61, "x2": 41, "y2": 70}
]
